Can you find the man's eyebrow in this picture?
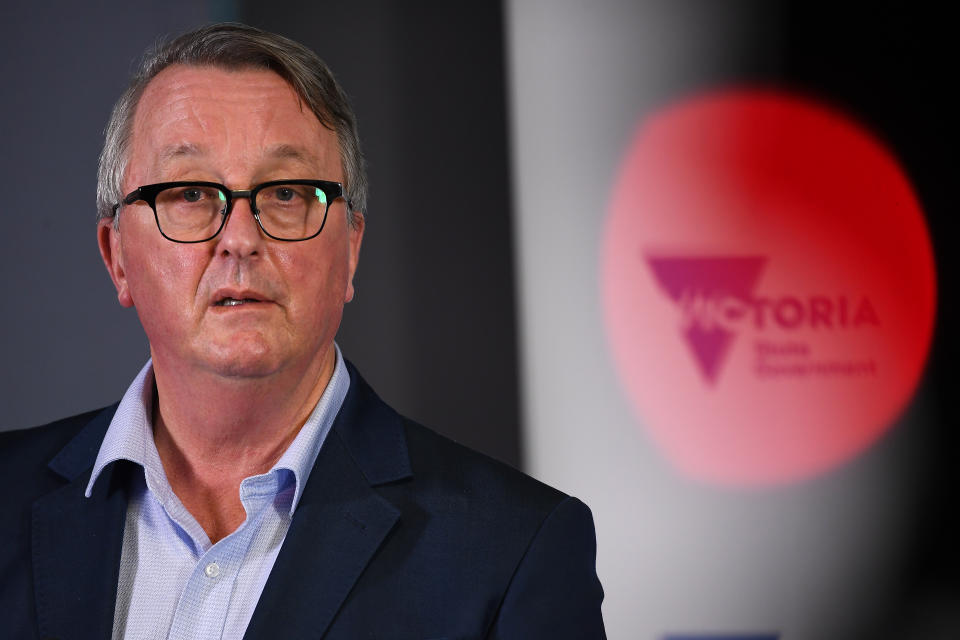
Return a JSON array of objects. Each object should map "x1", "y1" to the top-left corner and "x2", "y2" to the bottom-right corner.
[
  {"x1": 156, "y1": 143, "x2": 205, "y2": 167},
  {"x1": 265, "y1": 144, "x2": 317, "y2": 163}
]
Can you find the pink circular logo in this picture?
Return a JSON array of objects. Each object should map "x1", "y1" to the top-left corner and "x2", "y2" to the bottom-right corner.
[{"x1": 601, "y1": 90, "x2": 937, "y2": 486}]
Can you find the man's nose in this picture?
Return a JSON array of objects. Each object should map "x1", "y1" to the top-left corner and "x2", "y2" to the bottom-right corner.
[{"x1": 215, "y1": 196, "x2": 264, "y2": 258}]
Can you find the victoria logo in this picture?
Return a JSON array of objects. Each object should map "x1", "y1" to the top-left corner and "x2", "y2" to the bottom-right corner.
[
  {"x1": 601, "y1": 90, "x2": 935, "y2": 484},
  {"x1": 646, "y1": 254, "x2": 882, "y2": 386}
]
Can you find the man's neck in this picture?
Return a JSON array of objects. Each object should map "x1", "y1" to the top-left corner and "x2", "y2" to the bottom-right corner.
[{"x1": 148, "y1": 347, "x2": 336, "y2": 543}]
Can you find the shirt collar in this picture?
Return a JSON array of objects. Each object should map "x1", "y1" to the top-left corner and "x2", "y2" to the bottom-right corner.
[{"x1": 85, "y1": 344, "x2": 350, "y2": 515}]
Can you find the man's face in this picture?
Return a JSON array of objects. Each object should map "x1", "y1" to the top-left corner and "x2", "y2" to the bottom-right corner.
[{"x1": 98, "y1": 65, "x2": 363, "y2": 381}]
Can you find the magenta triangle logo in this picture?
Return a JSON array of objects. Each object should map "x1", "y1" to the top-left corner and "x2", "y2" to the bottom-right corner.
[{"x1": 646, "y1": 255, "x2": 767, "y2": 384}]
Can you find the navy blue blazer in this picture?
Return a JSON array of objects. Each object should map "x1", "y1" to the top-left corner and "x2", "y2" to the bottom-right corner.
[{"x1": 0, "y1": 363, "x2": 605, "y2": 639}]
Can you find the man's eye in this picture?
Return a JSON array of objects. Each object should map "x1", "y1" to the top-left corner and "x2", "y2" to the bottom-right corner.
[
  {"x1": 275, "y1": 187, "x2": 296, "y2": 202},
  {"x1": 182, "y1": 189, "x2": 204, "y2": 203}
]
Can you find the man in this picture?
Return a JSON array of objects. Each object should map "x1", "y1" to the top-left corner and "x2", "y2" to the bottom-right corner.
[{"x1": 0, "y1": 23, "x2": 605, "y2": 639}]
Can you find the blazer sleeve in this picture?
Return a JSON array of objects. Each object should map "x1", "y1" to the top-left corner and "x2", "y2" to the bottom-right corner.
[{"x1": 488, "y1": 496, "x2": 607, "y2": 639}]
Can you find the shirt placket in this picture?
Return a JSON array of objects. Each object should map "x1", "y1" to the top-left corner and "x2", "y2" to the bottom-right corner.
[{"x1": 165, "y1": 474, "x2": 280, "y2": 640}]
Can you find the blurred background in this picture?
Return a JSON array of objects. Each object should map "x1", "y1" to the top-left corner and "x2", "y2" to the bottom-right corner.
[{"x1": 0, "y1": 1, "x2": 955, "y2": 638}]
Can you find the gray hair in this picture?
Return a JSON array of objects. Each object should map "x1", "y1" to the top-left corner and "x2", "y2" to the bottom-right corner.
[{"x1": 96, "y1": 22, "x2": 366, "y2": 227}]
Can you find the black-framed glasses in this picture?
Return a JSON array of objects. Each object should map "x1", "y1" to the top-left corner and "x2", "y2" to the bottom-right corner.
[{"x1": 113, "y1": 179, "x2": 349, "y2": 243}]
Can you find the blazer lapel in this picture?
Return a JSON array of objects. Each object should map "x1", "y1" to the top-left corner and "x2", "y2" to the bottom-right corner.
[
  {"x1": 244, "y1": 364, "x2": 413, "y2": 639},
  {"x1": 32, "y1": 406, "x2": 128, "y2": 640}
]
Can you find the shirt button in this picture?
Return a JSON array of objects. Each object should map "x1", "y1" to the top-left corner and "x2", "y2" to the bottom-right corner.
[{"x1": 204, "y1": 562, "x2": 221, "y2": 578}]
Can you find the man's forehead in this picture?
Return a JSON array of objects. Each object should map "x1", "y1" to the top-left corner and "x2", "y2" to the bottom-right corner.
[
  {"x1": 126, "y1": 66, "x2": 338, "y2": 182},
  {"x1": 131, "y1": 65, "x2": 315, "y2": 136},
  {"x1": 155, "y1": 141, "x2": 321, "y2": 165}
]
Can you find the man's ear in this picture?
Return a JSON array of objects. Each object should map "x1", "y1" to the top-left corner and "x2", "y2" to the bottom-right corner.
[
  {"x1": 345, "y1": 211, "x2": 364, "y2": 303},
  {"x1": 97, "y1": 218, "x2": 134, "y2": 308}
]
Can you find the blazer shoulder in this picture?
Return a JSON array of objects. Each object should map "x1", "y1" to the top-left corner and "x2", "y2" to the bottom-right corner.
[
  {"x1": 340, "y1": 361, "x2": 571, "y2": 516},
  {"x1": 0, "y1": 405, "x2": 116, "y2": 483},
  {"x1": 399, "y1": 417, "x2": 569, "y2": 515}
]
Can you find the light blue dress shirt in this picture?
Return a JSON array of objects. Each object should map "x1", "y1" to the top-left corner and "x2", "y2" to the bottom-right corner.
[{"x1": 85, "y1": 347, "x2": 350, "y2": 639}]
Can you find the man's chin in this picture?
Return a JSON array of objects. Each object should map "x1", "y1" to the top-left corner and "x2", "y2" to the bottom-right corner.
[
  {"x1": 207, "y1": 358, "x2": 281, "y2": 380},
  {"x1": 199, "y1": 339, "x2": 285, "y2": 380}
]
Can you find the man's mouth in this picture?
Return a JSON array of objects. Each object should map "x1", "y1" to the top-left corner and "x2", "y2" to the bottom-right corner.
[{"x1": 215, "y1": 297, "x2": 262, "y2": 307}]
